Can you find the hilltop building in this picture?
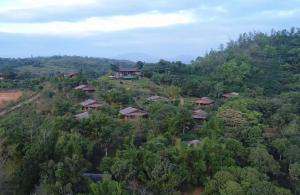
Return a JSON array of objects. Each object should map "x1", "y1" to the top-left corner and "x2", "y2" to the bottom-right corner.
[{"x1": 114, "y1": 67, "x2": 141, "y2": 79}]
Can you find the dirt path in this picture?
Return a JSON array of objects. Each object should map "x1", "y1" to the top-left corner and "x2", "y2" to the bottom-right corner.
[{"x1": 0, "y1": 93, "x2": 41, "y2": 117}]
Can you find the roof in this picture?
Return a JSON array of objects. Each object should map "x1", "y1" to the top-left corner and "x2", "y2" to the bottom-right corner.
[
  {"x1": 65, "y1": 72, "x2": 78, "y2": 77},
  {"x1": 82, "y1": 86, "x2": 95, "y2": 91},
  {"x1": 222, "y1": 92, "x2": 239, "y2": 98},
  {"x1": 147, "y1": 95, "x2": 168, "y2": 101},
  {"x1": 195, "y1": 97, "x2": 214, "y2": 105},
  {"x1": 119, "y1": 107, "x2": 138, "y2": 115},
  {"x1": 263, "y1": 128, "x2": 278, "y2": 137},
  {"x1": 80, "y1": 99, "x2": 96, "y2": 107},
  {"x1": 118, "y1": 67, "x2": 140, "y2": 72},
  {"x1": 86, "y1": 103, "x2": 103, "y2": 108},
  {"x1": 192, "y1": 109, "x2": 208, "y2": 120},
  {"x1": 74, "y1": 84, "x2": 87, "y2": 90},
  {"x1": 126, "y1": 111, "x2": 148, "y2": 117},
  {"x1": 75, "y1": 112, "x2": 89, "y2": 120}
]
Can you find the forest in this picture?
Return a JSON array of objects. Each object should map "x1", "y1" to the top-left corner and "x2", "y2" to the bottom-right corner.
[{"x1": 0, "y1": 28, "x2": 300, "y2": 195}]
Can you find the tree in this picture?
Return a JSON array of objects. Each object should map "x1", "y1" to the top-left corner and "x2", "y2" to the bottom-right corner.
[
  {"x1": 248, "y1": 146, "x2": 280, "y2": 174},
  {"x1": 90, "y1": 179, "x2": 128, "y2": 195},
  {"x1": 289, "y1": 163, "x2": 300, "y2": 194},
  {"x1": 110, "y1": 64, "x2": 120, "y2": 72}
]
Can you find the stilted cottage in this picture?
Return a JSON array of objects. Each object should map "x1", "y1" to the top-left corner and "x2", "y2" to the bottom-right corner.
[
  {"x1": 147, "y1": 95, "x2": 169, "y2": 102},
  {"x1": 192, "y1": 109, "x2": 208, "y2": 121},
  {"x1": 119, "y1": 107, "x2": 148, "y2": 120},
  {"x1": 222, "y1": 92, "x2": 239, "y2": 99},
  {"x1": 195, "y1": 97, "x2": 214, "y2": 106},
  {"x1": 80, "y1": 99, "x2": 103, "y2": 112},
  {"x1": 74, "y1": 84, "x2": 96, "y2": 93},
  {"x1": 65, "y1": 72, "x2": 78, "y2": 79}
]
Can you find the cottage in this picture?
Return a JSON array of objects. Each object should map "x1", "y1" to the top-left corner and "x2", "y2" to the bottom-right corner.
[
  {"x1": 195, "y1": 97, "x2": 214, "y2": 106},
  {"x1": 74, "y1": 84, "x2": 87, "y2": 90},
  {"x1": 147, "y1": 95, "x2": 169, "y2": 102},
  {"x1": 74, "y1": 112, "x2": 89, "y2": 120},
  {"x1": 80, "y1": 99, "x2": 102, "y2": 111},
  {"x1": 184, "y1": 139, "x2": 201, "y2": 147},
  {"x1": 74, "y1": 85, "x2": 96, "y2": 93},
  {"x1": 192, "y1": 109, "x2": 208, "y2": 120},
  {"x1": 65, "y1": 72, "x2": 78, "y2": 79},
  {"x1": 119, "y1": 107, "x2": 148, "y2": 120},
  {"x1": 263, "y1": 127, "x2": 278, "y2": 138},
  {"x1": 222, "y1": 92, "x2": 239, "y2": 98},
  {"x1": 82, "y1": 86, "x2": 95, "y2": 93},
  {"x1": 115, "y1": 67, "x2": 141, "y2": 79}
]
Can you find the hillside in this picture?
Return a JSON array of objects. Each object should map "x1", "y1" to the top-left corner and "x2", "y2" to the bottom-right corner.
[
  {"x1": 0, "y1": 29, "x2": 300, "y2": 195},
  {"x1": 0, "y1": 56, "x2": 134, "y2": 77}
]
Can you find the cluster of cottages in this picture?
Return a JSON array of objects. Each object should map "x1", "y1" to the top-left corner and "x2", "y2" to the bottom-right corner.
[
  {"x1": 65, "y1": 71, "x2": 241, "y2": 181},
  {"x1": 73, "y1": 88, "x2": 239, "y2": 124},
  {"x1": 65, "y1": 70, "x2": 240, "y2": 123},
  {"x1": 65, "y1": 72, "x2": 275, "y2": 182}
]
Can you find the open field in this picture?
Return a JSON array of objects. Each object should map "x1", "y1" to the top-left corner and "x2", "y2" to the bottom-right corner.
[{"x1": 0, "y1": 91, "x2": 23, "y2": 109}]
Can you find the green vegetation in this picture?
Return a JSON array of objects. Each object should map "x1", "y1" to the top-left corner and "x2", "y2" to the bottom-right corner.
[
  {"x1": 0, "y1": 56, "x2": 133, "y2": 77},
  {"x1": 1, "y1": 28, "x2": 300, "y2": 194}
]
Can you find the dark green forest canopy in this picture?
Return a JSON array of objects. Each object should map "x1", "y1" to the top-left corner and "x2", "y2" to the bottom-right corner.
[
  {"x1": 0, "y1": 28, "x2": 300, "y2": 194},
  {"x1": 143, "y1": 28, "x2": 300, "y2": 96}
]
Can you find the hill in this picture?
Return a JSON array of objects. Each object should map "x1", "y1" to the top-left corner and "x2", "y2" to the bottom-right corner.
[
  {"x1": 0, "y1": 56, "x2": 134, "y2": 77},
  {"x1": 0, "y1": 28, "x2": 300, "y2": 194}
]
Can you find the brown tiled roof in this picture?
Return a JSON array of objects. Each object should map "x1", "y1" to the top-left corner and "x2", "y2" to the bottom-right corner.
[
  {"x1": 147, "y1": 95, "x2": 168, "y2": 101},
  {"x1": 65, "y1": 72, "x2": 78, "y2": 77},
  {"x1": 119, "y1": 107, "x2": 139, "y2": 115},
  {"x1": 119, "y1": 107, "x2": 148, "y2": 116},
  {"x1": 222, "y1": 92, "x2": 239, "y2": 98},
  {"x1": 80, "y1": 99, "x2": 97, "y2": 107},
  {"x1": 126, "y1": 111, "x2": 148, "y2": 117},
  {"x1": 82, "y1": 86, "x2": 95, "y2": 91},
  {"x1": 118, "y1": 67, "x2": 140, "y2": 72},
  {"x1": 263, "y1": 128, "x2": 278, "y2": 137},
  {"x1": 195, "y1": 97, "x2": 214, "y2": 105},
  {"x1": 86, "y1": 103, "x2": 103, "y2": 108},
  {"x1": 192, "y1": 109, "x2": 208, "y2": 120},
  {"x1": 74, "y1": 84, "x2": 87, "y2": 90}
]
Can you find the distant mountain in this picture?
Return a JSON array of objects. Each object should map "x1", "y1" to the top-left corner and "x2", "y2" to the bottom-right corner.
[
  {"x1": 113, "y1": 53, "x2": 196, "y2": 64},
  {"x1": 168, "y1": 55, "x2": 195, "y2": 64},
  {"x1": 113, "y1": 53, "x2": 160, "y2": 63}
]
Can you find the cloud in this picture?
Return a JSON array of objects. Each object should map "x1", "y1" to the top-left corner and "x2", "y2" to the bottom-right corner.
[
  {"x1": 0, "y1": 10, "x2": 196, "y2": 35},
  {"x1": 0, "y1": 0, "x2": 97, "y2": 11}
]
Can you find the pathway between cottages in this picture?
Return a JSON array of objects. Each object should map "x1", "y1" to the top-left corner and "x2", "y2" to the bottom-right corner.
[{"x1": 0, "y1": 93, "x2": 41, "y2": 117}]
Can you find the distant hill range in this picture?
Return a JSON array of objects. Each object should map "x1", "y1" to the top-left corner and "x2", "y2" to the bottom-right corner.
[
  {"x1": 113, "y1": 52, "x2": 195, "y2": 64},
  {"x1": 0, "y1": 56, "x2": 134, "y2": 76}
]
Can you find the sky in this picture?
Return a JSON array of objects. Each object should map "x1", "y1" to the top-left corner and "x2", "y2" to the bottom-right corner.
[{"x1": 0, "y1": 0, "x2": 299, "y2": 62}]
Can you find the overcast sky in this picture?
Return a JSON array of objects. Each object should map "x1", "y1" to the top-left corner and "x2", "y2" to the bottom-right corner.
[{"x1": 0, "y1": 0, "x2": 299, "y2": 62}]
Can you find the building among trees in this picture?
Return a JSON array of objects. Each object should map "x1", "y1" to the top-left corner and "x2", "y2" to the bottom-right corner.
[{"x1": 119, "y1": 107, "x2": 148, "y2": 120}]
